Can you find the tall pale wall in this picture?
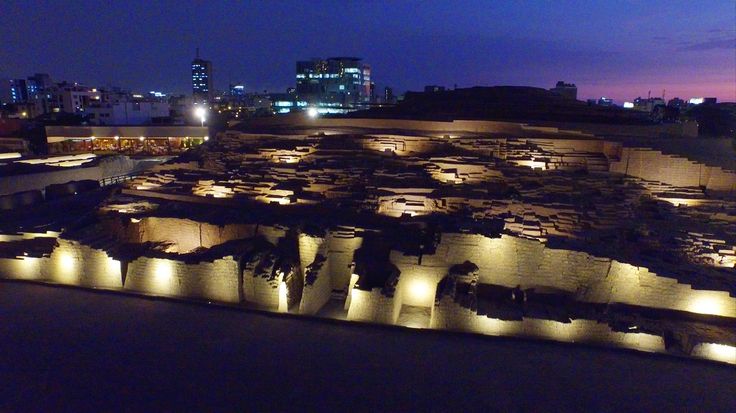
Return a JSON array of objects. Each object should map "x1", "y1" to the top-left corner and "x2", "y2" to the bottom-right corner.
[
  {"x1": 361, "y1": 135, "x2": 445, "y2": 156},
  {"x1": 0, "y1": 234, "x2": 731, "y2": 363},
  {"x1": 256, "y1": 224, "x2": 288, "y2": 246},
  {"x1": 298, "y1": 234, "x2": 323, "y2": 274},
  {"x1": 298, "y1": 234, "x2": 332, "y2": 314},
  {"x1": 526, "y1": 138, "x2": 608, "y2": 154},
  {"x1": 243, "y1": 275, "x2": 280, "y2": 309},
  {"x1": 243, "y1": 116, "x2": 686, "y2": 138},
  {"x1": 392, "y1": 234, "x2": 736, "y2": 317},
  {"x1": 0, "y1": 239, "x2": 122, "y2": 288},
  {"x1": 124, "y1": 256, "x2": 240, "y2": 303},
  {"x1": 702, "y1": 167, "x2": 736, "y2": 193},
  {"x1": 323, "y1": 231, "x2": 363, "y2": 290},
  {"x1": 1, "y1": 232, "x2": 732, "y2": 318},
  {"x1": 346, "y1": 287, "x2": 403, "y2": 324},
  {"x1": 610, "y1": 147, "x2": 736, "y2": 192},
  {"x1": 431, "y1": 296, "x2": 665, "y2": 353},
  {"x1": 691, "y1": 342, "x2": 736, "y2": 365},
  {"x1": 127, "y1": 217, "x2": 256, "y2": 253},
  {"x1": 242, "y1": 263, "x2": 280, "y2": 309},
  {"x1": 299, "y1": 260, "x2": 332, "y2": 315},
  {"x1": 295, "y1": 230, "x2": 363, "y2": 314}
]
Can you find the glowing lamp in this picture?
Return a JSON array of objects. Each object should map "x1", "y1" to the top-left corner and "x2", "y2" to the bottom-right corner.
[{"x1": 195, "y1": 106, "x2": 207, "y2": 126}]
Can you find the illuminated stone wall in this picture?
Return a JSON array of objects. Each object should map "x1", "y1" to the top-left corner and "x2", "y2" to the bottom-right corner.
[
  {"x1": 124, "y1": 256, "x2": 240, "y2": 303},
  {"x1": 431, "y1": 295, "x2": 665, "y2": 353},
  {"x1": 0, "y1": 239, "x2": 122, "y2": 289},
  {"x1": 323, "y1": 228, "x2": 363, "y2": 290},
  {"x1": 392, "y1": 233, "x2": 736, "y2": 317},
  {"x1": 296, "y1": 229, "x2": 363, "y2": 314},
  {"x1": 361, "y1": 135, "x2": 445, "y2": 156},
  {"x1": 0, "y1": 231, "x2": 732, "y2": 364},
  {"x1": 256, "y1": 225, "x2": 288, "y2": 246},
  {"x1": 610, "y1": 147, "x2": 736, "y2": 192},
  {"x1": 298, "y1": 234, "x2": 331, "y2": 314},
  {"x1": 126, "y1": 217, "x2": 256, "y2": 253},
  {"x1": 690, "y1": 342, "x2": 736, "y2": 365},
  {"x1": 299, "y1": 256, "x2": 331, "y2": 315},
  {"x1": 346, "y1": 286, "x2": 403, "y2": 324},
  {"x1": 242, "y1": 259, "x2": 280, "y2": 309},
  {"x1": 243, "y1": 116, "x2": 692, "y2": 138}
]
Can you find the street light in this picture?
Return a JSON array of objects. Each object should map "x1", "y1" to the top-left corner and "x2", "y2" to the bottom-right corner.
[
  {"x1": 307, "y1": 107, "x2": 318, "y2": 118},
  {"x1": 195, "y1": 106, "x2": 207, "y2": 127}
]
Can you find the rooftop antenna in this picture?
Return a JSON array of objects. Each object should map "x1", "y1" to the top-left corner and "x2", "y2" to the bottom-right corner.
[
  {"x1": 648, "y1": 90, "x2": 651, "y2": 100},
  {"x1": 662, "y1": 89, "x2": 666, "y2": 101},
  {"x1": 196, "y1": 47, "x2": 200, "y2": 58}
]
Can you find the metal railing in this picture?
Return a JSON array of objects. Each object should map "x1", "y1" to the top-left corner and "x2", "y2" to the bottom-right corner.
[{"x1": 99, "y1": 174, "x2": 136, "y2": 187}]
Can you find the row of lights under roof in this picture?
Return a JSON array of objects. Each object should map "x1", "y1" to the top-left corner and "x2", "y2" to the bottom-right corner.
[{"x1": 87, "y1": 136, "x2": 209, "y2": 141}]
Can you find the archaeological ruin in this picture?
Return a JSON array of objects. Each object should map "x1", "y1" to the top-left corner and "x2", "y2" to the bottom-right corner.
[{"x1": 1, "y1": 116, "x2": 734, "y2": 366}]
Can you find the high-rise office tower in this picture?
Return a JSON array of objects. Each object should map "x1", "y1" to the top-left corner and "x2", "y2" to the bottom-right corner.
[
  {"x1": 295, "y1": 57, "x2": 371, "y2": 110},
  {"x1": 192, "y1": 49, "x2": 213, "y2": 103}
]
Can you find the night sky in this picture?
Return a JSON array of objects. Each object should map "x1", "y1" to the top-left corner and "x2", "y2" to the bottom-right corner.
[{"x1": 1, "y1": 0, "x2": 734, "y2": 102}]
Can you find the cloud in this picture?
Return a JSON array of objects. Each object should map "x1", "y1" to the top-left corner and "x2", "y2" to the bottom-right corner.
[{"x1": 679, "y1": 37, "x2": 735, "y2": 51}]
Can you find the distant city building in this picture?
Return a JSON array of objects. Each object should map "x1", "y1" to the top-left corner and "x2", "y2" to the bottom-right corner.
[
  {"x1": 550, "y1": 81, "x2": 577, "y2": 100},
  {"x1": 667, "y1": 97, "x2": 687, "y2": 110},
  {"x1": 1, "y1": 74, "x2": 175, "y2": 121},
  {"x1": 56, "y1": 83, "x2": 101, "y2": 114},
  {"x1": 28, "y1": 73, "x2": 52, "y2": 91},
  {"x1": 597, "y1": 97, "x2": 614, "y2": 106},
  {"x1": 252, "y1": 95, "x2": 272, "y2": 111},
  {"x1": 191, "y1": 50, "x2": 213, "y2": 103},
  {"x1": 384, "y1": 86, "x2": 395, "y2": 104},
  {"x1": 633, "y1": 96, "x2": 665, "y2": 112},
  {"x1": 8, "y1": 79, "x2": 30, "y2": 103},
  {"x1": 1, "y1": 74, "x2": 55, "y2": 113},
  {"x1": 86, "y1": 101, "x2": 171, "y2": 125},
  {"x1": 689, "y1": 97, "x2": 705, "y2": 105},
  {"x1": 167, "y1": 94, "x2": 191, "y2": 125},
  {"x1": 271, "y1": 92, "x2": 307, "y2": 114},
  {"x1": 424, "y1": 85, "x2": 446, "y2": 93},
  {"x1": 295, "y1": 57, "x2": 371, "y2": 113},
  {"x1": 230, "y1": 84, "x2": 245, "y2": 99}
]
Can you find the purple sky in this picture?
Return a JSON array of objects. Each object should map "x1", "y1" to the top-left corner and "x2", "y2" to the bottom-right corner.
[{"x1": 1, "y1": 0, "x2": 734, "y2": 102}]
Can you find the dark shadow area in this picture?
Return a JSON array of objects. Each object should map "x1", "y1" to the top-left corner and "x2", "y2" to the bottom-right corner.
[{"x1": 0, "y1": 282, "x2": 733, "y2": 412}]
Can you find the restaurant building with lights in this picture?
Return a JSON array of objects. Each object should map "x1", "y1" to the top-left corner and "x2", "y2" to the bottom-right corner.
[{"x1": 45, "y1": 125, "x2": 209, "y2": 155}]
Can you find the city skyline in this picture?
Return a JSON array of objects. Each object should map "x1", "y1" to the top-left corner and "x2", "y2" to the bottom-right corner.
[{"x1": 1, "y1": 0, "x2": 734, "y2": 102}]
